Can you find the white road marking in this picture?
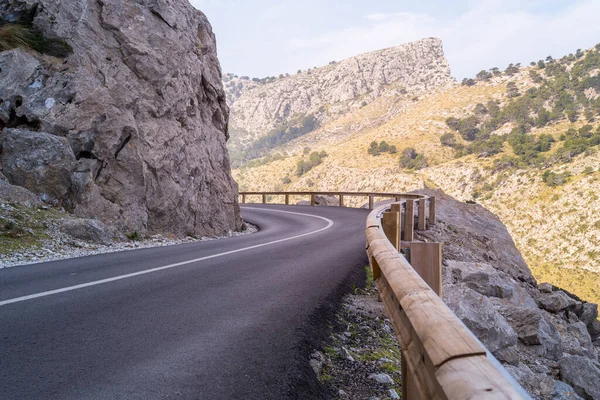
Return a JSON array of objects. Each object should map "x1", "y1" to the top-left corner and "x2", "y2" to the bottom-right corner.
[{"x1": 0, "y1": 207, "x2": 334, "y2": 307}]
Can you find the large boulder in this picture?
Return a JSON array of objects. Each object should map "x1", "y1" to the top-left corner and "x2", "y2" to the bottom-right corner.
[
  {"x1": 578, "y1": 303, "x2": 598, "y2": 327},
  {"x1": 314, "y1": 195, "x2": 340, "y2": 207},
  {"x1": 501, "y1": 307, "x2": 562, "y2": 360},
  {"x1": 558, "y1": 321, "x2": 596, "y2": 360},
  {"x1": 0, "y1": 172, "x2": 41, "y2": 207},
  {"x1": 446, "y1": 261, "x2": 537, "y2": 309},
  {"x1": 559, "y1": 355, "x2": 600, "y2": 399},
  {"x1": 1, "y1": 129, "x2": 76, "y2": 203},
  {"x1": 59, "y1": 218, "x2": 124, "y2": 245},
  {"x1": 0, "y1": 0, "x2": 241, "y2": 237},
  {"x1": 538, "y1": 291, "x2": 580, "y2": 314},
  {"x1": 553, "y1": 381, "x2": 584, "y2": 400},
  {"x1": 444, "y1": 285, "x2": 518, "y2": 353}
]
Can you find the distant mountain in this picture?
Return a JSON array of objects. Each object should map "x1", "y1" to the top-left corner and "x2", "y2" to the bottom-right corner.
[{"x1": 225, "y1": 38, "x2": 454, "y2": 166}]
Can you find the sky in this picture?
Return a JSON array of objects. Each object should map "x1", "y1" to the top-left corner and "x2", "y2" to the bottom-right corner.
[{"x1": 189, "y1": 0, "x2": 600, "y2": 80}]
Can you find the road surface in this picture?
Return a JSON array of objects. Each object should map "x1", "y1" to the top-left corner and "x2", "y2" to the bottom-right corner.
[{"x1": 0, "y1": 205, "x2": 369, "y2": 400}]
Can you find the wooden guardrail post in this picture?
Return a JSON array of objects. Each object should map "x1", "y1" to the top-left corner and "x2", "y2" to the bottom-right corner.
[
  {"x1": 285, "y1": 194, "x2": 289, "y2": 205},
  {"x1": 390, "y1": 203, "x2": 402, "y2": 247},
  {"x1": 404, "y1": 199, "x2": 414, "y2": 241},
  {"x1": 339, "y1": 194, "x2": 344, "y2": 207},
  {"x1": 262, "y1": 194, "x2": 267, "y2": 204},
  {"x1": 382, "y1": 211, "x2": 400, "y2": 250},
  {"x1": 310, "y1": 194, "x2": 316, "y2": 206},
  {"x1": 429, "y1": 196, "x2": 436, "y2": 224},
  {"x1": 368, "y1": 195, "x2": 374, "y2": 210},
  {"x1": 410, "y1": 242, "x2": 442, "y2": 295},
  {"x1": 418, "y1": 199, "x2": 426, "y2": 231},
  {"x1": 241, "y1": 194, "x2": 246, "y2": 204}
]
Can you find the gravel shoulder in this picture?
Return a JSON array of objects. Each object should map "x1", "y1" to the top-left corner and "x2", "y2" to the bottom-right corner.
[
  {"x1": 309, "y1": 267, "x2": 403, "y2": 400},
  {"x1": 0, "y1": 200, "x2": 257, "y2": 269}
]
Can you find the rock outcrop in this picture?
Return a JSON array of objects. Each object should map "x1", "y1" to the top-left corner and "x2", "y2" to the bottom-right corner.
[
  {"x1": 415, "y1": 189, "x2": 600, "y2": 400},
  {"x1": 0, "y1": 0, "x2": 241, "y2": 237},
  {"x1": 227, "y1": 38, "x2": 454, "y2": 157}
]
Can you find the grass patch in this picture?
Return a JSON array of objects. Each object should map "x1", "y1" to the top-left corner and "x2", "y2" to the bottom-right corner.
[{"x1": 0, "y1": 17, "x2": 72, "y2": 57}]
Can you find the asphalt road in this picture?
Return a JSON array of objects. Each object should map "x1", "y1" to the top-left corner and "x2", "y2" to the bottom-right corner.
[{"x1": 0, "y1": 204, "x2": 370, "y2": 400}]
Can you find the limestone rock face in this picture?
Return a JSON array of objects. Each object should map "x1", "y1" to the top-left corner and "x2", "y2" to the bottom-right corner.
[
  {"x1": 0, "y1": 0, "x2": 241, "y2": 236},
  {"x1": 228, "y1": 38, "x2": 454, "y2": 152}
]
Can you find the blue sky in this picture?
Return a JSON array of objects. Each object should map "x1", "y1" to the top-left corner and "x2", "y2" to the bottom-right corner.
[{"x1": 189, "y1": 0, "x2": 600, "y2": 79}]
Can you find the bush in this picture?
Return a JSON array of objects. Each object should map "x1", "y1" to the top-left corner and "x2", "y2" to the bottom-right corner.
[
  {"x1": 440, "y1": 132, "x2": 458, "y2": 147},
  {"x1": 368, "y1": 141, "x2": 396, "y2": 156},
  {"x1": 461, "y1": 78, "x2": 476, "y2": 86},
  {"x1": 399, "y1": 148, "x2": 428, "y2": 170},
  {"x1": 541, "y1": 170, "x2": 571, "y2": 187},
  {"x1": 476, "y1": 70, "x2": 492, "y2": 81},
  {"x1": 281, "y1": 176, "x2": 291, "y2": 184},
  {"x1": 296, "y1": 151, "x2": 327, "y2": 176},
  {"x1": 506, "y1": 82, "x2": 520, "y2": 98}
]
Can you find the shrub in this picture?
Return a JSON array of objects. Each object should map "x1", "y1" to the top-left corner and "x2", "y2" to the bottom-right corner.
[
  {"x1": 461, "y1": 78, "x2": 476, "y2": 86},
  {"x1": 506, "y1": 82, "x2": 520, "y2": 98},
  {"x1": 281, "y1": 176, "x2": 291, "y2": 184},
  {"x1": 440, "y1": 132, "x2": 458, "y2": 147},
  {"x1": 368, "y1": 141, "x2": 396, "y2": 156},
  {"x1": 476, "y1": 70, "x2": 492, "y2": 81},
  {"x1": 542, "y1": 170, "x2": 571, "y2": 186},
  {"x1": 296, "y1": 151, "x2": 327, "y2": 176},
  {"x1": 127, "y1": 231, "x2": 141, "y2": 241},
  {"x1": 399, "y1": 148, "x2": 428, "y2": 170}
]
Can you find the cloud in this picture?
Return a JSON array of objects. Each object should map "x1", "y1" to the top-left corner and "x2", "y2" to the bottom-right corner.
[{"x1": 286, "y1": 0, "x2": 600, "y2": 79}]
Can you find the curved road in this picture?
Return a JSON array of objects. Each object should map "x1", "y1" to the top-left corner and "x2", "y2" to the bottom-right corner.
[{"x1": 0, "y1": 205, "x2": 369, "y2": 400}]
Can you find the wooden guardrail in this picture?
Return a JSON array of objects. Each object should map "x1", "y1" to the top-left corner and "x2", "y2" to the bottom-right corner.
[
  {"x1": 239, "y1": 191, "x2": 528, "y2": 398},
  {"x1": 367, "y1": 198, "x2": 528, "y2": 399},
  {"x1": 239, "y1": 191, "x2": 424, "y2": 209}
]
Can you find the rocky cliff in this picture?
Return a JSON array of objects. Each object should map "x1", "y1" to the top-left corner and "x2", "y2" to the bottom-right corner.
[
  {"x1": 0, "y1": 0, "x2": 241, "y2": 237},
  {"x1": 228, "y1": 38, "x2": 454, "y2": 163},
  {"x1": 417, "y1": 189, "x2": 600, "y2": 400}
]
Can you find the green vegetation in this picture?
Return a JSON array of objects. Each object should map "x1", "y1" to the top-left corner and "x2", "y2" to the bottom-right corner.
[
  {"x1": 367, "y1": 140, "x2": 397, "y2": 156},
  {"x1": 244, "y1": 153, "x2": 286, "y2": 168},
  {"x1": 126, "y1": 231, "x2": 142, "y2": 241},
  {"x1": 0, "y1": 9, "x2": 72, "y2": 57},
  {"x1": 445, "y1": 45, "x2": 600, "y2": 166},
  {"x1": 440, "y1": 132, "x2": 458, "y2": 148},
  {"x1": 399, "y1": 147, "x2": 428, "y2": 170},
  {"x1": 296, "y1": 150, "x2": 328, "y2": 176},
  {"x1": 231, "y1": 114, "x2": 319, "y2": 167},
  {"x1": 0, "y1": 203, "x2": 65, "y2": 255},
  {"x1": 541, "y1": 170, "x2": 571, "y2": 187}
]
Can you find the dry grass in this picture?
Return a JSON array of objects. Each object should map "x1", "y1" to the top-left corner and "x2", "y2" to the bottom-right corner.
[{"x1": 0, "y1": 24, "x2": 32, "y2": 52}]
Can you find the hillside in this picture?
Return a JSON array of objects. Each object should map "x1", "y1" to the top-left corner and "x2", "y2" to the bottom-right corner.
[
  {"x1": 230, "y1": 42, "x2": 600, "y2": 308},
  {"x1": 227, "y1": 37, "x2": 454, "y2": 167}
]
